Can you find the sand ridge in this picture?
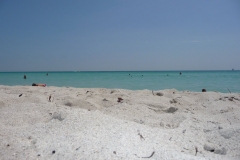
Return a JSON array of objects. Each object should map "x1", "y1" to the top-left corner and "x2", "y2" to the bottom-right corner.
[{"x1": 0, "y1": 85, "x2": 240, "y2": 159}]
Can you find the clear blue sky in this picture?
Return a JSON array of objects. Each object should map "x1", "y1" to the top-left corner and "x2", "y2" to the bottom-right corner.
[{"x1": 0, "y1": 0, "x2": 240, "y2": 71}]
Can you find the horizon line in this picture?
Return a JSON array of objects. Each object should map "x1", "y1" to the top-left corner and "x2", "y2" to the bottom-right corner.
[{"x1": 0, "y1": 69, "x2": 238, "y2": 72}]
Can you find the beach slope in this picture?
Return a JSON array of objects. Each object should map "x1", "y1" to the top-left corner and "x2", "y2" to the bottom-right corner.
[{"x1": 0, "y1": 85, "x2": 240, "y2": 159}]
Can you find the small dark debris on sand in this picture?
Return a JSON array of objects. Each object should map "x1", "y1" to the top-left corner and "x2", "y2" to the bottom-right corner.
[
  {"x1": 65, "y1": 102, "x2": 72, "y2": 107},
  {"x1": 195, "y1": 146, "x2": 198, "y2": 156},
  {"x1": 117, "y1": 98, "x2": 123, "y2": 102},
  {"x1": 156, "y1": 92, "x2": 164, "y2": 96},
  {"x1": 170, "y1": 99, "x2": 177, "y2": 104},
  {"x1": 227, "y1": 119, "x2": 231, "y2": 125},
  {"x1": 19, "y1": 94, "x2": 22, "y2": 97},
  {"x1": 48, "y1": 95, "x2": 52, "y2": 102},
  {"x1": 164, "y1": 107, "x2": 178, "y2": 113},
  {"x1": 142, "y1": 151, "x2": 155, "y2": 158},
  {"x1": 152, "y1": 91, "x2": 164, "y2": 96},
  {"x1": 137, "y1": 131, "x2": 145, "y2": 140}
]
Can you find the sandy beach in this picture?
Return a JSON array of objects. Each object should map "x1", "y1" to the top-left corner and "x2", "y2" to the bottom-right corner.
[{"x1": 0, "y1": 85, "x2": 240, "y2": 160}]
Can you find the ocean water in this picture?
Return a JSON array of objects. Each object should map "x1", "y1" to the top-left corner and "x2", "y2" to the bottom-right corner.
[{"x1": 0, "y1": 71, "x2": 239, "y2": 93}]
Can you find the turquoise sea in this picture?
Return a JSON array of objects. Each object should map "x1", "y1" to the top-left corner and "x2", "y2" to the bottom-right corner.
[{"x1": 0, "y1": 71, "x2": 239, "y2": 93}]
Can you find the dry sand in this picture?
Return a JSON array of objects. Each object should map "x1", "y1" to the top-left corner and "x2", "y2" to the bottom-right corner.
[{"x1": 0, "y1": 85, "x2": 240, "y2": 160}]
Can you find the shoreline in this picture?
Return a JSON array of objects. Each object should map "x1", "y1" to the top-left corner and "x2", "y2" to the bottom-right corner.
[
  {"x1": 0, "y1": 85, "x2": 240, "y2": 159},
  {"x1": 1, "y1": 85, "x2": 239, "y2": 94}
]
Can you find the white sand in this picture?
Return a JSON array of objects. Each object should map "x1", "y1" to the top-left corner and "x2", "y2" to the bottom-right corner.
[{"x1": 0, "y1": 85, "x2": 240, "y2": 160}]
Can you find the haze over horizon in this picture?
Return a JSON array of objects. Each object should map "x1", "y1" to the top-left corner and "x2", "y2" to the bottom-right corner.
[{"x1": 1, "y1": 0, "x2": 240, "y2": 71}]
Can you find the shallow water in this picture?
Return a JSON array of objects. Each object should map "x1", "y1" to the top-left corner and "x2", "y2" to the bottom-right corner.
[{"x1": 0, "y1": 71, "x2": 239, "y2": 93}]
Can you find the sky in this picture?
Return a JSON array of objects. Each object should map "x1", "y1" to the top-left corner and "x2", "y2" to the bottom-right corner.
[{"x1": 0, "y1": 0, "x2": 240, "y2": 71}]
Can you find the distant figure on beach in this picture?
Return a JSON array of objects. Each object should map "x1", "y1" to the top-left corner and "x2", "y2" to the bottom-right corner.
[
  {"x1": 24, "y1": 75, "x2": 26, "y2": 79},
  {"x1": 32, "y1": 83, "x2": 46, "y2": 87}
]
